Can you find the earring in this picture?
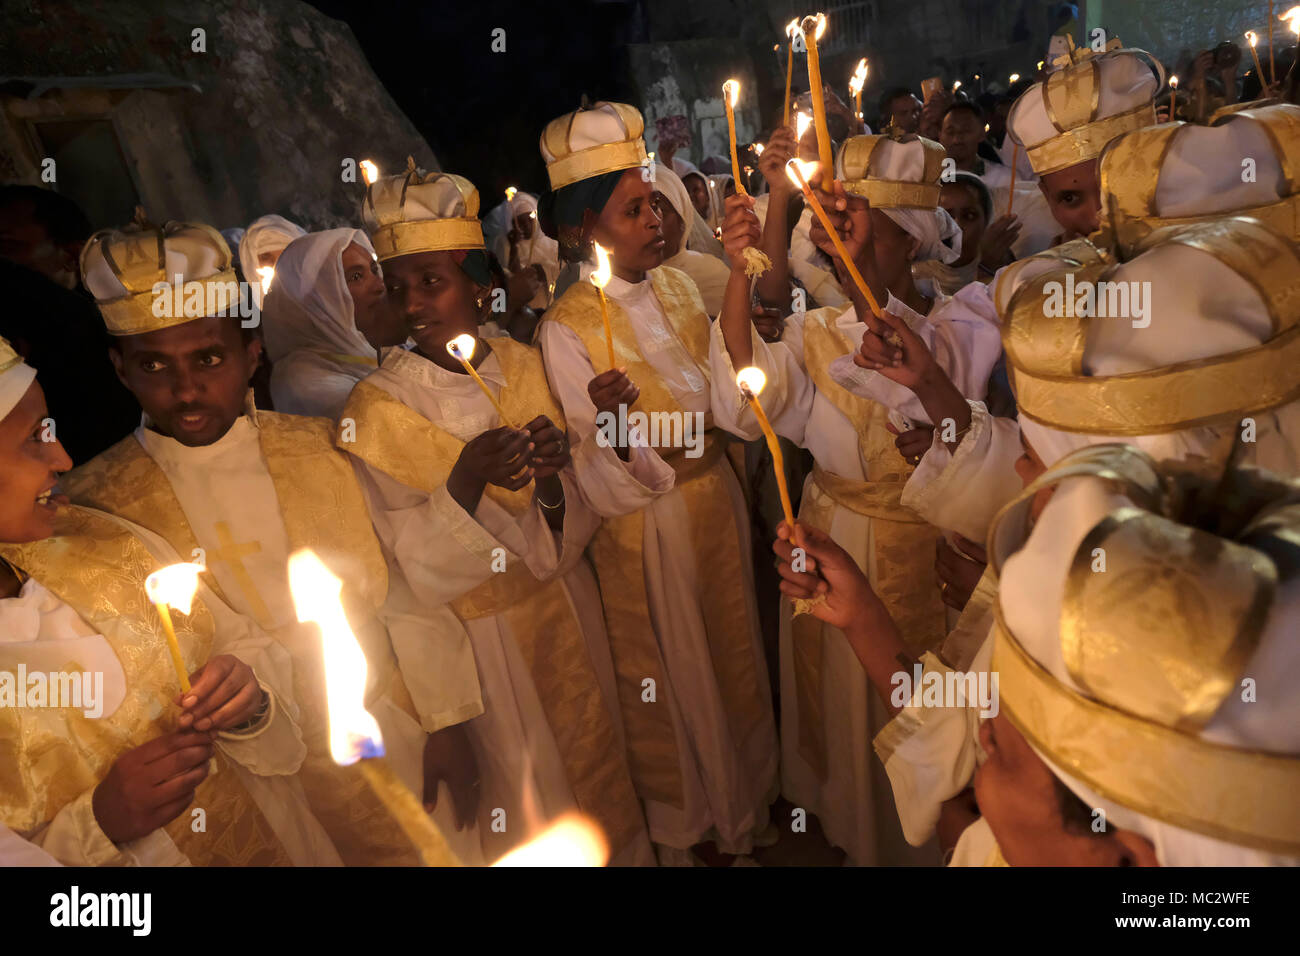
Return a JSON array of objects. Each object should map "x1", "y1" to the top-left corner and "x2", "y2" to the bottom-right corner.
[{"x1": 475, "y1": 296, "x2": 485, "y2": 310}]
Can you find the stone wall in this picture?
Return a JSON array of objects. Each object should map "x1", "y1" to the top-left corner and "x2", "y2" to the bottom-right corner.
[{"x1": 0, "y1": 0, "x2": 438, "y2": 231}]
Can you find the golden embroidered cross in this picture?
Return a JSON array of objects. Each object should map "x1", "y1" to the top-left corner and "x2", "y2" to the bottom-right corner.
[{"x1": 210, "y1": 521, "x2": 272, "y2": 626}]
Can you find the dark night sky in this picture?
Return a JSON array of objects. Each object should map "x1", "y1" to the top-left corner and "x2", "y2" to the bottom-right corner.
[{"x1": 306, "y1": 0, "x2": 646, "y2": 204}]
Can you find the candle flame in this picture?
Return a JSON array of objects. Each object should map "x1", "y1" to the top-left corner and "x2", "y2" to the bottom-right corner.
[
  {"x1": 785, "y1": 18, "x2": 800, "y2": 39},
  {"x1": 796, "y1": 111, "x2": 812, "y2": 141},
  {"x1": 1170, "y1": 75, "x2": 1179, "y2": 87},
  {"x1": 736, "y1": 366, "x2": 768, "y2": 398},
  {"x1": 785, "y1": 157, "x2": 818, "y2": 191},
  {"x1": 144, "y1": 563, "x2": 204, "y2": 615},
  {"x1": 446, "y1": 333, "x2": 477, "y2": 361},
  {"x1": 256, "y1": 265, "x2": 275, "y2": 295},
  {"x1": 1283, "y1": 6, "x2": 1300, "y2": 34},
  {"x1": 723, "y1": 78, "x2": 740, "y2": 108},
  {"x1": 491, "y1": 814, "x2": 609, "y2": 867},
  {"x1": 849, "y1": 58, "x2": 868, "y2": 95},
  {"x1": 288, "y1": 549, "x2": 384, "y2": 765},
  {"x1": 1246, "y1": 30, "x2": 1259, "y2": 47},
  {"x1": 801, "y1": 12, "x2": 827, "y2": 41},
  {"x1": 590, "y1": 242, "x2": 612, "y2": 289},
  {"x1": 505, "y1": 185, "x2": 518, "y2": 202},
  {"x1": 1037, "y1": 60, "x2": 1044, "y2": 70},
  {"x1": 952, "y1": 80, "x2": 962, "y2": 92},
  {"x1": 1009, "y1": 72, "x2": 1020, "y2": 83},
  {"x1": 359, "y1": 159, "x2": 379, "y2": 185}
]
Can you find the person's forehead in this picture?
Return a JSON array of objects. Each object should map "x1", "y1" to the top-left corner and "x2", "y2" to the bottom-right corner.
[
  {"x1": 385, "y1": 250, "x2": 452, "y2": 277},
  {"x1": 119, "y1": 316, "x2": 234, "y2": 353}
]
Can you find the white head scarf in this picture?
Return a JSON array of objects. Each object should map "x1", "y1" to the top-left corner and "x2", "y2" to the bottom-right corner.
[
  {"x1": 261, "y1": 229, "x2": 378, "y2": 364},
  {"x1": 487, "y1": 191, "x2": 559, "y2": 283},
  {"x1": 238, "y1": 214, "x2": 307, "y2": 309},
  {"x1": 653, "y1": 164, "x2": 723, "y2": 257}
]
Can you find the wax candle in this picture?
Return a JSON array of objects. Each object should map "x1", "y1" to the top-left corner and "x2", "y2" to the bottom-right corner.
[
  {"x1": 144, "y1": 563, "x2": 206, "y2": 693},
  {"x1": 849, "y1": 59, "x2": 868, "y2": 128},
  {"x1": 723, "y1": 80, "x2": 748, "y2": 196},
  {"x1": 801, "y1": 14, "x2": 834, "y2": 177},
  {"x1": 736, "y1": 367, "x2": 795, "y2": 535},
  {"x1": 1246, "y1": 32, "x2": 1267, "y2": 86},
  {"x1": 446, "y1": 334, "x2": 514, "y2": 428},
  {"x1": 288, "y1": 549, "x2": 462, "y2": 867},
  {"x1": 783, "y1": 19, "x2": 799, "y2": 127},
  {"x1": 589, "y1": 242, "x2": 617, "y2": 370}
]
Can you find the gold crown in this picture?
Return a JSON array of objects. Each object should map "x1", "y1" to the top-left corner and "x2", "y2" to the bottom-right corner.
[
  {"x1": 540, "y1": 101, "x2": 647, "y2": 191},
  {"x1": 1010, "y1": 45, "x2": 1163, "y2": 176},
  {"x1": 988, "y1": 443, "x2": 1300, "y2": 855},
  {"x1": 80, "y1": 217, "x2": 239, "y2": 336},
  {"x1": 363, "y1": 159, "x2": 484, "y2": 262},
  {"x1": 1003, "y1": 217, "x2": 1300, "y2": 435},
  {"x1": 835, "y1": 134, "x2": 945, "y2": 208},
  {"x1": 1099, "y1": 103, "x2": 1300, "y2": 257}
]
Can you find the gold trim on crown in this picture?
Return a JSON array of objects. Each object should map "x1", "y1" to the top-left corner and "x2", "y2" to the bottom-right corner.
[
  {"x1": 369, "y1": 219, "x2": 484, "y2": 261},
  {"x1": 79, "y1": 222, "x2": 242, "y2": 337},
  {"x1": 541, "y1": 102, "x2": 648, "y2": 191},
  {"x1": 989, "y1": 445, "x2": 1300, "y2": 855},
  {"x1": 1011, "y1": 47, "x2": 1164, "y2": 175},
  {"x1": 1003, "y1": 218, "x2": 1300, "y2": 435},
  {"x1": 837, "y1": 135, "x2": 945, "y2": 208}
]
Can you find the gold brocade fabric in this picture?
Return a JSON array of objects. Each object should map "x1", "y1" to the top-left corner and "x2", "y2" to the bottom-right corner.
[
  {"x1": 62, "y1": 416, "x2": 423, "y2": 866},
  {"x1": 370, "y1": 219, "x2": 485, "y2": 261},
  {"x1": 0, "y1": 506, "x2": 292, "y2": 865},
  {"x1": 790, "y1": 311, "x2": 946, "y2": 778},
  {"x1": 989, "y1": 444, "x2": 1300, "y2": 855},
  {"x1": 1003, "y1": 218, "x2": 1300, "y2": 435},
  {"x1": 543, "y1": 268, "x2": 770, "y2": 808},
  {"x1": 1026, "y1": 105, "x2": 1156, "y2": 176},
  {"x1": 338, "y1": 339, "x2": 645, "y2": 857},
  {"x1": 838, "y1": 135, "x2": 945, "y2": 209}
]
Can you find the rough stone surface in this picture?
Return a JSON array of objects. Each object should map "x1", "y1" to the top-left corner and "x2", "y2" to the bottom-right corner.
[{"x1": 0, "y1": 0, "x2": 438, "y2": 231}]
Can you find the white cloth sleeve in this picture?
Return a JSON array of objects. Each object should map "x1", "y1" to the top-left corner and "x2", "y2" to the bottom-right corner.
[
  {"x1": 707, "y1": 311, "x2": 815, "y2": 445},
  {"x1": 24, "y1": 789, "x2": 190, "y2": 867},
  {"x1": 537, "y1": 319, "x2": 676, "y2": 518},
  {"x1": 900, "y1": 400, "x2": 1024, "y2": 543}
]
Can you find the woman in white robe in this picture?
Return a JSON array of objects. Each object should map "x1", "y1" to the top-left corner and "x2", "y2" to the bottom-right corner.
[
  {"x1": 261, "y1": 229, "x2": 407, "y2": 419},
  {"x1": 238, "y1": 214, "x2": 306, "y2": 311},
  {"x1": 346, "y1": 166, "x2": 653, "y2": 865},
  {"x1": 537, "y1": 102, "x2": 778, "y2": 863}
]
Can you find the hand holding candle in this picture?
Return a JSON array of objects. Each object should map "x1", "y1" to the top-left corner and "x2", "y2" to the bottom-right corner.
[
  {"x1": 145, "y1": 563, "x2": 205, "y2": 693},
  {"x1": 785, "y1": 158, "x2": 882, "y2": 320},
  {"x1": 447, "y1": 334, "x2": 514, "y2": 428}
]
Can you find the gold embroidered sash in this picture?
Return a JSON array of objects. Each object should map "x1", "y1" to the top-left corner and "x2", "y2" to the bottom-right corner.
[
  {"x1": 62, "y1": 416, "x2": 424, "y2": 866},
  {"x1": 1, "y1": 506, "x2": 292, "y2": 865},
  {"x1": 543, "y1": 268, "x2": 770, "y2": 808},
  {"x1": 339, "y1": 339, "x2": 645, "y2": 857},
  {"x1": 792, "y1": 311, "x2": 946, "y2": 778}
]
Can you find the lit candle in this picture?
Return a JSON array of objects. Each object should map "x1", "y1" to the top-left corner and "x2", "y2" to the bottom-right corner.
[
  {"x1": 492, "y1": 814, "x2": 609, "y2": 867},
  {"x1": 952, "y1": 80, "x2": 962, "y2": 93},
  {"x1": 736, "y1": 367, "x2": 796, "y2": 538},
  {"x1": 288, "y1": 549, "x2": 462, "y2": 867},
  {"x1": 1283, "y1": 6, "x2": 1300, "y2": 81},
  {"x1": 505, "y1": 185, "x2": 518, "y2": 204},
  {"x1": 801, "y1": 13, "x2": 834, "y2": 178},
  {"x1": 1168, "y1": 75, "x2": 1178, "y2": 122},
  {"x1": 589, "y1": 242, "x2": 617, "y2": 371},
  {"x1": 1009, "y1": 72, "x2": 1020, "y2": 84},
  {"x1": 849, "y1": 58, "x2": 868, "y2": 125},
  {"x1": 359, "y1": 159, "x2": 380, "y2": 185},
  {"x1": 1246, "y1": 32, "x2": 1267, "y2": 85},
  {"x1": 144, "y1": 563, "x2": 205, "y2": 693},
  {"x1": 1270, "y1": 0, "x2": 1277, "y2": 85},
  {"x1": 785, "y1": 158, "x2": 882, "y2": 319},
  {"x1": 796, "y1": 111, "x2": 812, "y2": 148},
  {"x1": 256, "y1": 265, "x2": 275, "y2": 296},
  {"x1": 723, "y1": 79, "x2": 748, "y2": 196},
  {"x1": 783, "y1": 19, "x2": 800, "y2": 127},
  {"x1": 446, "y1": 334, "x2": 514, "y2": 428}
]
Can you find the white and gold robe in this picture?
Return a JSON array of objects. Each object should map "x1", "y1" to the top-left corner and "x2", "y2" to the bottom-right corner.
[
  {"x1": 340, "y1": 342, "x2": 653, "y2": 865},
  {"x1": 539, "y1": 265, "x2": 778, "y2": 856}
]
